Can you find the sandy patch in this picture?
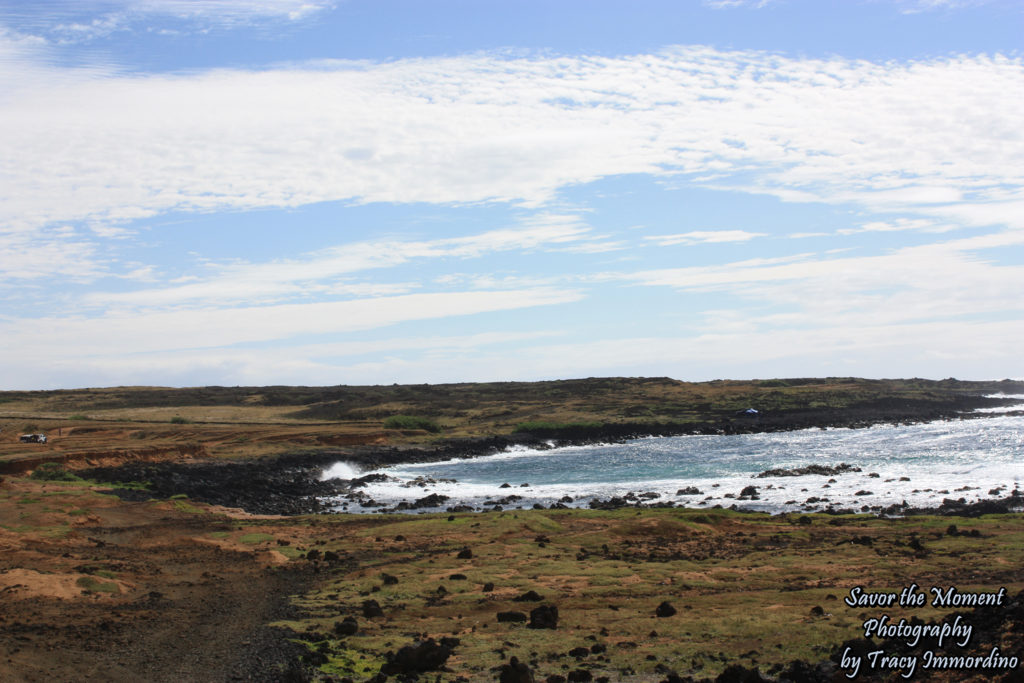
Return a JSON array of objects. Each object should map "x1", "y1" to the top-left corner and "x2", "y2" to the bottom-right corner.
[
  {"x1": 259, "y1": 550, "x2": 291, "y2": 566},
  {"x1": 0, "y1": 568, "x2": 131, "y2": 600}
]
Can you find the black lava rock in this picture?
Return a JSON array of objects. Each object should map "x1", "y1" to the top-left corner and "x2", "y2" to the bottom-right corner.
[
  {"x1": 381, "y1": 638, "x2": 452, "y2": 675},
  {"x1": 498, "y1": 656, "x2": 536, "y2": 683},
  {"x1": 361, "y1": 599, "x2": 384, "y2": 619},
  {"x1": 333, "y1": 616, "x2": 358, "y2": 636},
  {"x1": 655, "y1": 601, "x2": 677, "y2": 618},
  {"x1": 528, "y1": 605, "x2": 559, "y2": 629},
  {"x1": 497, "y1": 611, "x2": 528, "y2": 623}
]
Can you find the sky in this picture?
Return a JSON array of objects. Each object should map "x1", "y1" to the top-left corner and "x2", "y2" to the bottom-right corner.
[{"x1": 1, "y1": 0, "x2": 1022, "y2": 389}]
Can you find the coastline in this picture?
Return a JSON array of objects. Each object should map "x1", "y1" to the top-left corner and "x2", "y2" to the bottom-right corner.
[
  {"x1": 84, "y1": 396, "x2": 1023, "y2": 517},
  {"x1": 4, "y1": 381, "x2": 1022, "y2": 681}
]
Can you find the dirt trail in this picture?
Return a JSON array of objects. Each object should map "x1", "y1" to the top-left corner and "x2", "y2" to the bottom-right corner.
[{"x1": 0, "y1": 484, "x2": 311, "y2": 682}]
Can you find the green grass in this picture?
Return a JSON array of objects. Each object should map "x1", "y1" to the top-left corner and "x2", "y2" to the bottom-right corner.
[
  {"x1": 29, "y1": 463, "x2": 83, "y2": 482},
  {"x1": 268, "y1": 508, "x2": 1024, "y2": 682},
  {"x1": 239, "y1": 532, "x2": 277, "y2": 544},
  {"x1": 514, "y1": 420, "x2": 604, "y2": 432},
  {"x1": 171, "y1": 499, "x2": 205, "y2": 514},
  {"x1": 76, "y1": 576, "x2": 119, "y2": 594}
]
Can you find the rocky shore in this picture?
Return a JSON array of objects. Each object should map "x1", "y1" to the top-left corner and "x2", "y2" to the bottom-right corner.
[{"x1": 85, "y1": 395, "x2": 1022, "y2": 517}]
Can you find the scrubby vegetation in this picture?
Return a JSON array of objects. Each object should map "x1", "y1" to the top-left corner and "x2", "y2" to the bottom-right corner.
[
  {"x1": 28, "y1": 463, "x2": 82, "y2": 482},
  {"x1": 382, "y1": 415, "x2": 441, "y2": 432}
]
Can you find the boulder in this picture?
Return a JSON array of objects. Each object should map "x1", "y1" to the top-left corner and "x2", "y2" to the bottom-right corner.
[
  {"x1": 655, "y1": 601, "x2": 677, "y2": 618},
  {"x1": 528, "y1": 604, "x2": 559, "y2": 629},
  {"x1": 381, "y1": 639, "x2": 452, "y2": 675},
  {"x1": 333, "y1": 616, "x2": 358, "y2": 636},
  {"x1": 715, "y1": 664, "x2": 769, "y2": 682},
  {"x1": 514, "y1": 590, "x2": 544, "y2": 602},
  {"x1": 498, "y1": 656, "x2": 536, "y2": 683},
  {"x1": 361, "y1": 599, "x2": 384, "y2": 619},
  {"x1": 497, "y1": 611, "x2": 528, "y2": 623}
]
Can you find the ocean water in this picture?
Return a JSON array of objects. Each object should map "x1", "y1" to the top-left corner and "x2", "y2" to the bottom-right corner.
[{"x1": 321, "y1": 397, "x2": 1024, "y2": 514}]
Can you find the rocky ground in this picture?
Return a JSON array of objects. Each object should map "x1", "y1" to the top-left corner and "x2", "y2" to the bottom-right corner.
[{"x1": 1, "y1": 382, "x2": 1022, "y2": 682}]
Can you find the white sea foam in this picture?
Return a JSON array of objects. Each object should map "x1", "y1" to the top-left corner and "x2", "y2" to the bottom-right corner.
[
  {"x1": 322, "y1": 414, "x2": 1024, "y2": 514},
  {"x1": 320, "y1": 461, "x2": 363, "y2": 481},
  {"x1": 975, "y1": 394, "x2": 1024, "y2": 413}
]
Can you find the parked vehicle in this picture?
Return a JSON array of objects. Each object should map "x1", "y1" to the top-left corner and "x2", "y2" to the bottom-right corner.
[{"x1": 19, "y1": 433, "x2": 47, "y2": 444}]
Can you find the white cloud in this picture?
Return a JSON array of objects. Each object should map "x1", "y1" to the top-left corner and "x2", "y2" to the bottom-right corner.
[
  {"x1": 0, "y1": 228, "x2": 106, "y2": 281},
  {"x1": 703, "y1": 0, "x2": 775, "y2": 8},
  {"x1": 3, "y1": 288, "x2": 583, "y2": 360},
  {"x1": 622, "y1": 231, "x2": 1024, "y2": 330},
  {"x1": 644, "y1": 230, "x2": 766, "y2": 246},
  {"x1": 897, "y1": 0, "x2": 1003, "y2": 13},
  {"x1": 7, "y1": 1, "x2": 336, "y2": 43},
  {"x1": 2, "y1": 45, "x2": 1020, "y2": 239},
  {"x1": 82, "y1": 213, "x2": 594, "y2": 306},
  {"x1": 132, "y1": 0, "x2": 334, "y2": 21}
]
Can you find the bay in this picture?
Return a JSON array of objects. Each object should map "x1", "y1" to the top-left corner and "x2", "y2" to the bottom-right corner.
[{"x1": 322, "y1": 399, "x2": 1024, "y2": 514}]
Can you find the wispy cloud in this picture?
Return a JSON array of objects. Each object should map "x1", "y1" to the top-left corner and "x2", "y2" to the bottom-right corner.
[
  {"x1": 3, "y1": 288, "x2": 583, "y2": 359},
  {"x1": 623, "y1": 231, "x2": 1024, "y2": 330},
  {"x1": 703, "y1": 0, "x2": 775, "y2": 8},
  {"x1": 2, "y1": 45, "x2": 1020, "y2": 240},
  {"x1": 4, "y1": 1, "x2": 336, "y2": 43},
  {"x1": 644, "y1": 230, "x2": 766, "y2": 246},
  {"x1": 81, "y1": 214, "x2": 595, "y2": 307}
]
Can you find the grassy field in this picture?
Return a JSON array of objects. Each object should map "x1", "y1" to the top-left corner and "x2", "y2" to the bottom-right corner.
[
  {"x1": 3, "y1": 472, "x2": 1020, "y2": 681},
  {"x1": 1, "y1": 376, "x2": 1022, "y2": 680},
  {"x1": 2, "y1": 377, "x2": 1020, "y2": 471}
]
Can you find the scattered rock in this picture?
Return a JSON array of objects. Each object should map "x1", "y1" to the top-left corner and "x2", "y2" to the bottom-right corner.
[
  {"x1": 333, "y1": 616, "x2": 358, "y2": 636},
  {"x1": 498, "y1": 655, "x2": 536, "y2": 683},
  {"x1": 715, "y1": 664, "x2": 770, "y2": 682},
  {"x1": 756, "y1": 463, "x2": 861, "y2": 478},
  {"x1": 655, "y1": 601, "x2": 677, "y2": 618},
  {"x1": 676, "y1": 486, "x2": 702, "y2": 495},
  {"x1": 457, "y1": 547, "x2": 473, "y2": 559},
  {"x1": 497, "y1": 611, "x2": 528, "y2": 623},
  {"x1": 381, "y1": 638, "x2": 452, "y2": 675},
  {"x1": 514, "y1": 590, "x2": 544, "y2": 602},
  {"x1": 361, "y1": 599, "x2": 384, "y2": 619},
  {"x1": 528, "y1": 605, "x2": 559, "y2": 629}
]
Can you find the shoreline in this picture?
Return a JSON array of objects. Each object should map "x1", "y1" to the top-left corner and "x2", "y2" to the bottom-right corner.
[{"x1": 85, "y1": 402, "x2": 1024, "y2": 518}]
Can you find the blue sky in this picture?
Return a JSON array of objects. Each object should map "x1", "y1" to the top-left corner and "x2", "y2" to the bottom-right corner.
[{"x1": 1, "y1": 0, "x2": 1022, "y2": 389}]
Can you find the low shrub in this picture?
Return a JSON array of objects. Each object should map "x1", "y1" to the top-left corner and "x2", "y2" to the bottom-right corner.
[
  {"x1": 29, "y1": 462, "x2": 82, "y2": 482},
  {"x1": 169, "y1": 416, "x2": 190, "y2": 424},
  {"x1": 382, "y1": 415, "x2": 441, "y2": 433},
  {"x1": 513, "y1": 420, "x2": 603, "y2": 433}
]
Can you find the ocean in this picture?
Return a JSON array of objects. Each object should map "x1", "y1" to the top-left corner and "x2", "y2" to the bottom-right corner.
[{"x1": 320, "y1": 396, "x2": 1024, "y2": 514}]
